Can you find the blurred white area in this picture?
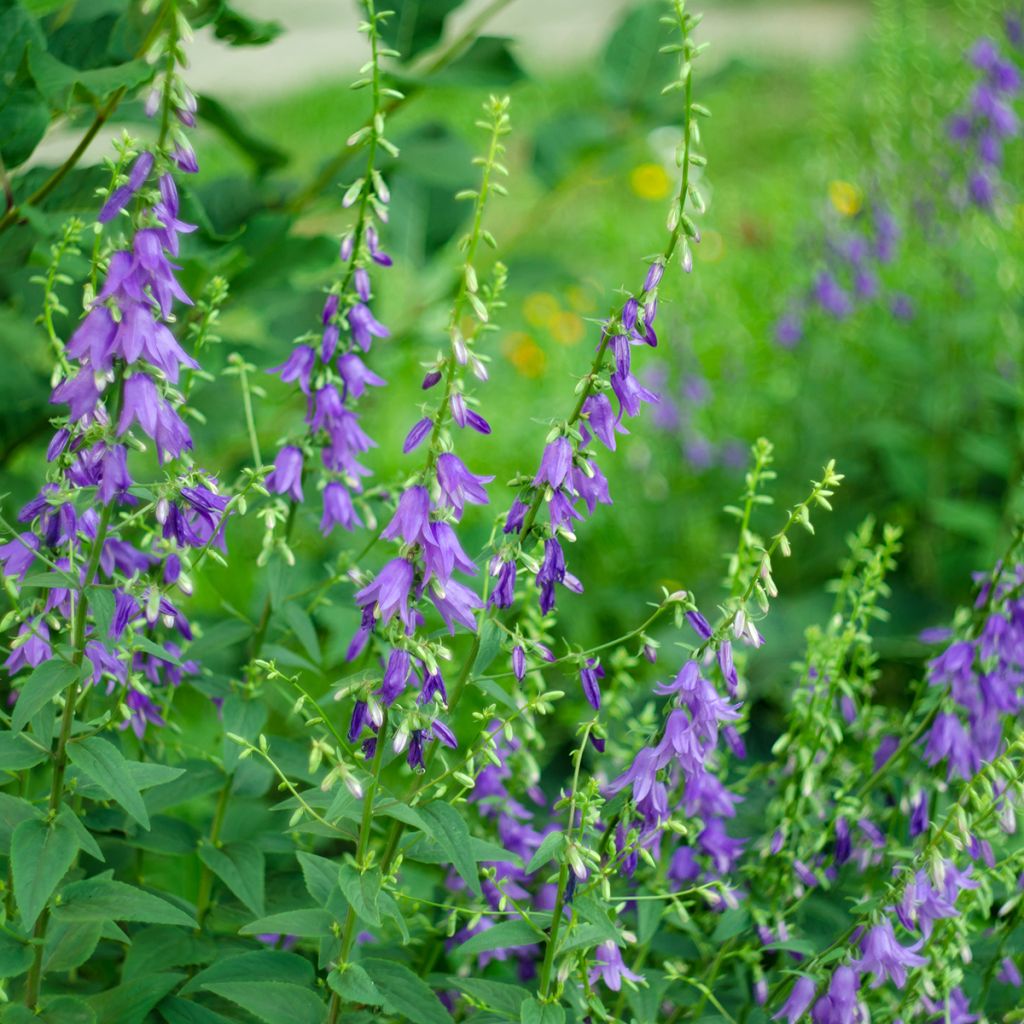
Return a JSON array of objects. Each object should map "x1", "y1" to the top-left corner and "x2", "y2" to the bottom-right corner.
[
  {"x1": 184, "y1": 0, "x2": 869, "y2": 98},
  {"x1": 29, "y1": 1, "x2": 869, "y2": 165}
]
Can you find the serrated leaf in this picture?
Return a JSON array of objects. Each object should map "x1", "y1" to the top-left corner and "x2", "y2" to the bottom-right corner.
[
  {"x1": 525, "y1": 830, "x2": 563, "y2": 875},
  {"x1": 201, "y1": 982, "x2": 326, "y2": 1024},
  {"x1": 447, "y1": 977, "x2": 528, "y2": 1019},
  {"x1": 328, "y1": 963, "x2": 388, "y2": 1007},
  {"x1": 222, "y1": 695, "x2": 267, "y2": 773},
  {"x1": 181, "y1": 950, "x2": 314, "y2": 996},
  {"x1": 87, "y1": 587, "x2": 115, "y2": 638},
  {"x1": 0, "y1": 731, "x2": 48, "y2": 771},
  {"x1": 520, "y1": 998, "x2": 565, "y2": 1024},
  {"x1": 418, "y1": 801, "x2": 481, "y2": 898},
  {"x1": 12, "y1": 816, "x2": 79, "y2": 929},
  {"x1": 87, "y1": 973, "x2": 183, "y2": 1024},
  {"x1": 281, "y1": 603, "x2": 320, "y2": 664},
  {"x1": 11, "y1": 659, "x2": 82, "y2": 732},
  {"x1": 472, "y1": 618, "x2": 502, "y2": 675},
  {"x1": 240, "y1": 908, "x2": 333, "y2": 938},
  {"x1": 67, "y1": 736, "x2": 150, "y2": 828},
  {"x1": 55, "y1": 878, "x2": 196, "y2": 929},
  {"x1": 159, "y1": 997, "x2": 237, "y2": 1024},
  {"x1": 361, "y1": 958, "x2": 454, "y2": 1024},
  {"x1": 338, "y1": 863, "x2": 381, "y2": 926},
  {"x1": 198, "y1": 840, "x2": 265, "y2": 916},
  {"x1": 0, "y1": 931, "x2": 33, "y2": 979},
  {"x1": 453, "y1": 920, "x2": 541, "y2": 958}
]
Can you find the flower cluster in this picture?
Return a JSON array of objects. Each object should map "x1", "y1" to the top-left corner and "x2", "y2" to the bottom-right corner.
[
  {"x1": 1, "y1": 20, "x2": 222, "y2": 736},
  {"x1": 949, "y1": 29, "x2": 1022, "y2": 208},
  {"x1": 345, "y1": 97, "x2": 511, "y2": 766},
  {"x1": 773, "y1": 198, "x2": 909, "y2": 348},
  {"x1": 266, "y1": 5, "x2": 394, "y2": 540}
]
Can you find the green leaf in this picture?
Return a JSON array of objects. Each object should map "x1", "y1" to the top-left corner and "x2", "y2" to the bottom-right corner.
[
  {"x1": 338, "y1": 863, "x2": 381, "y2": 926},
  {"x1": 88, "y1": 587, "x2": 115, "y2": 638},
  {"x1": 361, "y1": 958, "x2": 454, "y2": 1024},
  {"x1": 0, "y1": 931, "x2": 33, "y2": 979},
  {"x1": 281, "y1": 602, "x2": 320, "y2": 664},
  {"x1": 222, "y1": 695, "x2": 267, "y2": 773},
  {"x1": 711, "y1": 907, "x2": 750, "y2": 942},
  {"x1": 473, "y1": 676, "x2": 519, "y2": 713},
  {"x1": 296, "y1": 851, "x2": 340, "y2": 907},
  {"x1": 55, "y1": 878, "x2": 197, "y2": 929},
  {"x1": 472, "y1": 618, "x2": 502, "y2": 675},
  {"x1": 520, "y1": 998, "x2": 565, "y2": 1024},
  {"x1": 327, "y1": 963, "x2": 388, "y2": 1007},
  {"x1": 525, "y1": 831, "x2": 564, "y2": 875},
  {"x1": 38, "y1": 995, "x2": 95, "y2": 1024},
  {"x1": 159, "y1": 997, "x2": 237, "y2": 1024},
  {"x1": 42, "y1": 919, "x2": 102, "y2": 973},
  {"x1": 197, "y1": 840, "x2": 265, "y2": 916},
  {"x1": 378, "y1": 0, "x2": 464, "y2": 62},
  {"x1": 12, "y1": 816, "x2": 79, "y2": 929},
  {"x1": 28, "y1": 45, "x2": 154, "y2": 110},
  {"x1": 240, "y1": 908, "x2": 333, "y2": 938},
  {"x1": 87, "y1": 973, "x2": 183, "y2": 1024},
  {"x1": 159, "y1": 998, "x2": 237, "y2": 1024},
  {"x1": 67, "y1": 736, "x2": 150, "y2": 828},
  {"x1": 447, "y1": 977, "x2": 528, "y2": 1019},
  {"x1": 429, "y1": 37, "x2": 525, "y2": 87},
  {"x1": 201, "y1": 983, "x2": 326, "y2": 1024},
  {"x1": 11, "y1": 660, "x2": 82, "y2": 732},
  {"x1": 454, "y1": 920, "x2": 541, "y2": 958},
  {"x1": 132, "y1": 635, "x2": 183, "y2": 666},
  {"x1": 0, "y1": 794, "x2": 39, "y2": 847},
  {"x1": 181, "y1": 950, "x2": 314, "y2": 995},
  {"x1": 0, "y1": 731, "x2": 48, "y2": 771},
  {"x1": 418, "y1": 801, "x2": 481, "y2": 898}
]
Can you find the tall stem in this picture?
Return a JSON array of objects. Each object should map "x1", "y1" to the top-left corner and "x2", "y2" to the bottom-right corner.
[{"x1": 23, "y1": 501, "x2": 115, "y2": 1009}]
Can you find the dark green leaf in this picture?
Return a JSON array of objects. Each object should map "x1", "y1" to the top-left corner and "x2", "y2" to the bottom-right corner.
[
  {"x1": 361, "y1": 958, "x2": 454, "y2": 1024},
  {"x1": 87, "y1": 586, "x2": 115, "y2": 638},
  {"x1": 379, "y1": 0, "x2": 464, "y2": 62},
  {"x1": 12, "y1": 816, "x2": 79, "y2": 929},
  {"x1": 447, "y1": 977, "x2": 528, "y2": 1019},
  {"x1": 0, "y1": 931, "x2": 33, "y2": 979},
  {"x1": 159, "y1": 998, "x2": 237, "y2": 1024},
  {"x1": 55, "y1": 878, "x2": 197, "y2": 928},
  {"x1": 338, "y1": 863, "x2": 381, "y2": 926},
  {"x1": 38, "y1": 995, "x2": 95, "y2": 1024},
  {"x1": 222, "y1": 695, "x2": 266, "y2": 773},
  {"x1": 67, "y1": 736, "x2": 150, "y2": 828},
  {"x1": 520, "y1": 999, "x2": 565, "y2": 1024},
  {"x1": 201, "y1": 982, "x2": 326, "y2": 1024},
  {"x1": 28, "y1": 45, "x2": 154, "y2": 110},
  {"x1": 132, "y1": 635, "x2": 183, "y2": 666},
  {"x1": 327, "y1": 963, "x2": 388, "y2": 1007},
  {"x1": 525, "y1": 830, "x2": 563, "y2": 875},
  {"x1": 240, "y1": 908, "x2": 333, "y2": 938},
  {"x1": 87, "y1": 973, "x2": 183, "y2": 1024},
  {"x1": 43, "y1": 919, "x2": 102, "y2": 973},
  {"x1": 197, "y1": 840, "x2": 265, "y2": 916},
  {"x1": 0, "y1": 731, "x2": 48, "y2": 771},
  {"x1": 418, "y1": 801, "x2": 481, "y2": 898},
  {"x1": 472, "y1": 618, "x2": 502, "y2": 675},
  {"x1": 281, "y1": 602, "x2": 320, "y2": 664},
  {"x1": 453, "y1": 920, "x2": 541, "y2": 958},
  {"x1": 429, "y1": 37, "x2": 525, "y2": 87},
  {"x1": 181, "y1": 950, "x2": 314, "y2": 996},
  {"x1": 11, "y1": 660, "x2": 82, "y2": 732}
]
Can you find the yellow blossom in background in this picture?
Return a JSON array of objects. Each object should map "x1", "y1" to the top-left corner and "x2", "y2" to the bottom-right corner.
[
  {"x1": 630, "y1": 162, "x2": 672, "y2": 201},
  {"x1": 504, "y1": 331, "x2": 547, "y2": 378},
  {"x1": 828, "y1": 179, "x2": 863, "y2": 217},
  {"x1": 550, "y1": 311, "x2": 585, "y2": 345},
  {"x1": 566, "y1": 285, "x2": 596, "y2": 313},
  {"x1": 523, "y1": 291, "x2": 560, "y2": 328}
]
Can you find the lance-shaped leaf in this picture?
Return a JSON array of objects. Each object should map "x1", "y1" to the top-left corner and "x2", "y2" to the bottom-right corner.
[{"x1": 12, "y1": 815, "x2": 79, "y2": 929}]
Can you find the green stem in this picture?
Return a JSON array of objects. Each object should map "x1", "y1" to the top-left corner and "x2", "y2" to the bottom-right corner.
[{"x1": 23, "y1": 500, "x2": 114, "y2": 1009}]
